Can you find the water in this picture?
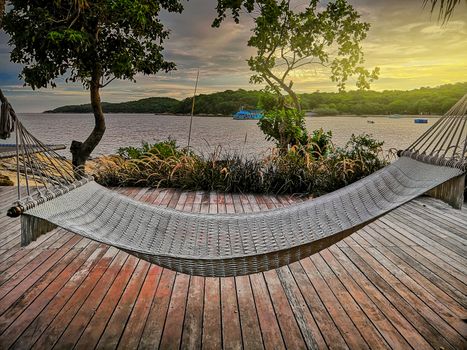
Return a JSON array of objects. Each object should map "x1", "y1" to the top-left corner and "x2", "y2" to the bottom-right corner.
[{"x1": 7, "y1": 113, "x2": 440, "y2": 158}]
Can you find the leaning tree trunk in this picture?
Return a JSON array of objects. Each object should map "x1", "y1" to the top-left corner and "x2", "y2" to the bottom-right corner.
[
  {"x1": 0, "y1": 0, "x2": 4, "y2": 26},
  {"x1": 264, "y1": 69, "x2": 301, "y2": 112},
  {"x1": 70, "y1": 70, "x2": 106, "y2": 178}
]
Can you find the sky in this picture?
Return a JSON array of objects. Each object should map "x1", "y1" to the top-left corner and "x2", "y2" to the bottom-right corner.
[{"x1": 0, "y1": 0, "x2": 466, "y2": 112}]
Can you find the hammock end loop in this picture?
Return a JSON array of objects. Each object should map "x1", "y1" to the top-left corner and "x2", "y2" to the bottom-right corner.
[{"x1": 7, "y1": 206, "x2": 23, "y2": 218}]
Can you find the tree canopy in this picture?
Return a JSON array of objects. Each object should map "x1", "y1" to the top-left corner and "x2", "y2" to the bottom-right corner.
[
  {"x1": 3, "y1": 0, "x2": 183, "y2": 89},
  {"x1": 246, "y1": 0, "x2": 379, "y2": 111},
  {"x1": 2, "y1": 0, "x2": 184, "y2": 173}
]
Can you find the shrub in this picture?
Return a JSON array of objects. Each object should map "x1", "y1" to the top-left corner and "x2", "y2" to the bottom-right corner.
[
  {"x1": 94, "y1": 134, "x2": 389, "y2": 196},
  {"x1": 117, "y1": 139, "x2": 184, "y2": 160},
  {"x1": 258, "y1": 108, "x2": 308, "y2": 151}
]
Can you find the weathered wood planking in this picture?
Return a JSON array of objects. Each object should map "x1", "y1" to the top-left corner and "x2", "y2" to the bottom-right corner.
[{"x1": 0, "y1": 186, "x2": 465, "y2": 349}]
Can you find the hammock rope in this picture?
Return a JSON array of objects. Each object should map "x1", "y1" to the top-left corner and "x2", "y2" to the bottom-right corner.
[
  {"x1": 1, "y1": 88, "x2": 466, "y2": 277},
  {"x1": 402, "y1": 93, "x2": 467, "y2": 169},
  {"x1": 0, "y1": 89, "x2": 91, "y2": 214}
]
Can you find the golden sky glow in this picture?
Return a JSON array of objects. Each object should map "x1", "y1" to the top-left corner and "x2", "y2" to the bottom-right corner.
[{"x1": 0, "y1": 0, "x2": 466, "y2": 111}]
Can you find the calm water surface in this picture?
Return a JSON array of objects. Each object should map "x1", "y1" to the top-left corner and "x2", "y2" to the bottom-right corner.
[{"x1": 9, "y1": 113, "x2": 439, "y2": 158}]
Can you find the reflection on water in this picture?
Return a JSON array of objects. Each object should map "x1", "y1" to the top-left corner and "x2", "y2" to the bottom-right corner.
[{"x1": 8, "y1": 113, "x2": 440, "y2": 158}]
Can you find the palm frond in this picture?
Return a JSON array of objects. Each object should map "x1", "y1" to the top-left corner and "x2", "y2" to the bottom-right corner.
[{"x1": 423, "y1": 0, "x2": 466, "y2": 23}]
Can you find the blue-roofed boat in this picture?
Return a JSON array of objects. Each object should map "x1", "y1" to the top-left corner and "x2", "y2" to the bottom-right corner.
[
  {"x1": 233, "y1": 109, "x2": 263, "y2": 120},
  {"x1": 414, "y1": 118, "x2": 428, "y2": 124}
]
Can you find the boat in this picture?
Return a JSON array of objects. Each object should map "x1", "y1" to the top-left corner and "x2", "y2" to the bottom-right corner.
[
  {"x1": 233, "y1": 109, "x2": 263, "y2": 120},
  {"x1": 389, "y1": 114, "x2": 402, "y2": 119},
  {"x1": 414, "y1": 118, "x2": 428, "y2": 124}
]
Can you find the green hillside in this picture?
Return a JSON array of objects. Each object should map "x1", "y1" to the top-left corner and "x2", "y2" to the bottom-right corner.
[
  {"x1": 45, "y1": 82, "x2": 466, "y2": 116},
  {"x1": 45, "y1": 97, "x2": 180, "y2": 114}
]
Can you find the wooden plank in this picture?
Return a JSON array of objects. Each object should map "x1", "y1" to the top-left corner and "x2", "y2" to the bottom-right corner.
[
  {"x1": 399, "y1": 203, "x2": 467, "y2": 245},
  {"x1": 389, "y1": 246, "x2": 467, "y2": 307},
  {"x1": 366, "y1": 222, "x2": 467, "y2": 292},
  {"x1": 30, "y1": 247, "x2": 121, "y2": 350},
  {"x1": 235, "y1": 275, "x2": 264, "y2": 350},
  {"x1": 340, "y1": 246, "x2": 456, "y2": 350},
  {"x1": 373, "y1": 245, "x2": 466, "y2": 319},
  {"x1": 328, "y1": 245, "x2": 433, "y2": 350},
  {"x1": 96, "y1": 260, "x2": 150, "y2": 350},
  {"x1": 221, "y1": 277, "x2": 243, "y2": 350},
  {"x1": 202, "y1": 277, "x2": 222, "y2": 350},
  {"x1": 320, "y1": 249, "x2": 412, "y2": 349},
  {"x1": 50, "y1": 251, "x2": 130, "y2": 349},
  {"x1": 0, "y1": 229, "x2": 65, "y2": 273},
  {"x1": 0, "y1": 240, "x2": 95, "y2": 334},
  {"x1": 0, "y1": 235, "x2": 82, "y2": 309},
  {"x1": 276, "y1": 265, "x2": 327, "y2": 350},
  {"x1": 138, "y1": 268, "x2": 176, "y2": 349},
  {"x1": 367, "y1": 224, "x2": 467, "y2": 305},
  {"x1": 249, "y1": 273, "x2": 286, "y2": 350},
  {"x1": 289, "y1": 261, "x2": 344, "y2": 350},
  {"x1": 380, "y1": 215, "x2": 466, "y2": 265},
  {"x1": 403, "y1": 201, "x2": 467, "y2": 235},
  {"x1": 386, "y1": 211, "x2": 467, "y2": 260},
  {"x1": 8, "y1": 244, "x2": 109, "y2": 350},
  {"x1": 2, "y1": 243, "x2": 106, "y2": 349},
  {"x1": 311, "y1": 253, "x2": 391, "y2": 349},
  {"x1": 364, "y1": 245, "x2": 467, "y2": 339},
  {"x1": 263, "y1": 269, "x2": 307, "y2": 350},
  {"x1": 304, "y1": 256, "x2": 370, "y2": 349},
  {"x1": 181, "y1": 276, "x2": 205, "y2": 350},
  {"x1": 117, "y1": 264, "x2": 164, "y2": 350},
  {"x1": 159, "y1": 273, "x2": 190, "y2": 350}
]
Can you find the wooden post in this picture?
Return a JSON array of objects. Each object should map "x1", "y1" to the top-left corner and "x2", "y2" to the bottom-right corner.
[
  {"x1": 426, "y1": 174, "x2": 465, "y2": 209},
  {"x1": 21, "y1": 214, "x2": 57, "y2": 246}
]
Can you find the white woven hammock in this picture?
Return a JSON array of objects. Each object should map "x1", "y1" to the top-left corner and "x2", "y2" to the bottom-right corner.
[{"x1": 1, "y1": 90, "x2": 466, "y2": 277}]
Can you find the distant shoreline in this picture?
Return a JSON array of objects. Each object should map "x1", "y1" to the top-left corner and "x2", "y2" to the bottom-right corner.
[
  {"x1": 38, "y1": 112, "x2": 441, "y2": 119},
  {"x1": 42, "y1": 83, "x2": 466, "y2": 116}
]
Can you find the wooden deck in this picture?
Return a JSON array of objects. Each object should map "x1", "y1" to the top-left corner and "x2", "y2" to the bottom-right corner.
[{"x1": 0, "y1": 186, "x2": 466, "y2": 349}]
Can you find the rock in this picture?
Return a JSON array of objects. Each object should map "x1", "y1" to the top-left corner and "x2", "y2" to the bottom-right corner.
[{"x1": 0, "y1": 174, "x2": 14, "y2": 186}]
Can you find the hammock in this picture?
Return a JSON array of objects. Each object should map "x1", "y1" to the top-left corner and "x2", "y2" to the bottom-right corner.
[{"x1": 1, "y1": 90, "x2": 466, "y2": 277}]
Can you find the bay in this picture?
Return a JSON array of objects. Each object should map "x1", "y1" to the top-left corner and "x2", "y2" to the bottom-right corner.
[{"x1": 6, "y1": 113, "x2": 439, "y2": 158}]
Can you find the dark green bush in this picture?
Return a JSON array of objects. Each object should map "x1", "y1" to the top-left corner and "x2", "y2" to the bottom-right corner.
[
  {"x1": 117, "y1": 139, "x2": 186, "y2": 160},
  {"x1": 258, "y1": 108, "x2": 308, "y2": 151}
]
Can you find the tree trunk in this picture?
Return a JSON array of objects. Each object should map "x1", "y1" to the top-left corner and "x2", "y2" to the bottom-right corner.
[
  {"x1": 70, "y1": 70, "x2": 106, "y2": 178},
  {"x1": 264, "y1": 69, "x2": 301, "y2": 112},
  {"x1": 0, "y1": 0, "x2": 4, "y2": 26}
]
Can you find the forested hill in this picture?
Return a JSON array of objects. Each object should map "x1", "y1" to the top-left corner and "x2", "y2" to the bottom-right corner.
[{"x1": 45, "y1": 82, "x2": 466, "y2": 115}]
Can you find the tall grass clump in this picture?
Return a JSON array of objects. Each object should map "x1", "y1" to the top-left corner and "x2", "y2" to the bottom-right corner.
[{"x1": 95, "y1": 133, "x2": 391, "y2": 196}]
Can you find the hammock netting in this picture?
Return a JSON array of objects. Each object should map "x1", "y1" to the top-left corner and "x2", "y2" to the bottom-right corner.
[{"x1": 1, "y1": 89, "x2": 466, "y2": 276}]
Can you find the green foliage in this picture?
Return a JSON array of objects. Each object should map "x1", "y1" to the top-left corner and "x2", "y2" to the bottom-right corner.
[
  {"x1": 309, "y1": 129, "x2": 333, "y2": 158},
  {"x1": 312, "y1": 106, "x2": 340, "y2": 116},
  {"x1": 300, "y1": 82, "x2": 467, "y2": 115},
  {"x1": 44, "y1": 83, "x2": 467, "y2": 116},
  {"x1": 2, "y1": 0, "x2": 184, "y2": 89},
  {"x1": 175, "y1": 89, "x2": 271, "y2": 115},
  {"x1": 95, "y1": 134, "x2": 389, "y2": 196},
  {"x1": 258, "y1": 109, "x2": 308, "y2": 150},
  {"x1": 117, "y1": 139, "x2": 185, "y2": 160},
  {"x1": 336, "y1": 133, "x2": 386, "y2": 179},
  {"x1": 47, "y1": 97, "x2": 180, "y2": 114}
]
